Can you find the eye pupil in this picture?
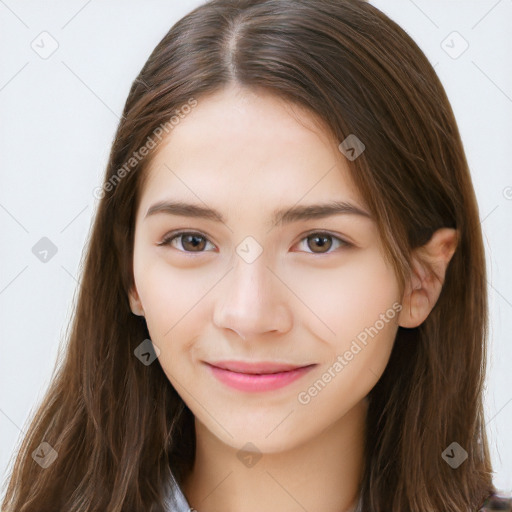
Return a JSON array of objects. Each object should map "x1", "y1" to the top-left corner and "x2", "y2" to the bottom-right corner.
[{"x1": 308, "y1": 234, "x2": 332, "y2": 253}]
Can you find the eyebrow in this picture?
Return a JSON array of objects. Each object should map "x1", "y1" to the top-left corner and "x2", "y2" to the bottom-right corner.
[{"x1": 144, "y1": 199, "x2": 372, "y2": 226}]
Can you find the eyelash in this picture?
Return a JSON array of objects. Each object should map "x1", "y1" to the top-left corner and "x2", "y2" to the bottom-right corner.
[{"x1": 157, "y1": 229, "x2": 352, "y2": 255}]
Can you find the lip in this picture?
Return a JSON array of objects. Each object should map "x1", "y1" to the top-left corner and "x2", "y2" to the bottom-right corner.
[{"x1": 205, "y1": 360, "x2": 317, "y2": 392}]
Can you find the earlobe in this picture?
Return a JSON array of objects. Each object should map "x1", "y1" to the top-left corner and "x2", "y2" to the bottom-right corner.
[{"x1": 397, "y1": 228, "x2": 458, "y2": 329}]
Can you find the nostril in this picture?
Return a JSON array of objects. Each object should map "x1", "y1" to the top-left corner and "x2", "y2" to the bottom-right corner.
[{"x1": 232, "y1": 328, "x2": 246, "y2": 340}]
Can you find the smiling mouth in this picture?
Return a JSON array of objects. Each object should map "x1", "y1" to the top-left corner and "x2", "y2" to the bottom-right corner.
[{"x1": 204, "y1": 361, "x2": 317, "y2": 392}]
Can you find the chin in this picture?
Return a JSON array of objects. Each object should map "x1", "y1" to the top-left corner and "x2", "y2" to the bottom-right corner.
[{"x1": 206, "y1": 419, "x2": 308, "y2": 454}]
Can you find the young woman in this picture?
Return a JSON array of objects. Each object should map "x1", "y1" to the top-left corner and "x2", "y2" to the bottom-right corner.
[{"x1": 2, "y1": 0, "x2": 511, "y2": 510}]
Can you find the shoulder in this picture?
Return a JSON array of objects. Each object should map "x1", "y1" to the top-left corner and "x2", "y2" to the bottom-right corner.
[{"x1": 479, "y1": 492, "x2": 512, "y2": 511}]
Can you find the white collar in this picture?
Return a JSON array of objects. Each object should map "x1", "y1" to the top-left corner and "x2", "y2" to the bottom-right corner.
[{"x1": 163, "y1": 466, "x2": 193, "y2": 512}]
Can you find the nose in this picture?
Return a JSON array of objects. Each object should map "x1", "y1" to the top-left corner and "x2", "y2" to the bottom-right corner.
[{"x1": 213, "y1": 255, "x2": 293, "y2": 340}]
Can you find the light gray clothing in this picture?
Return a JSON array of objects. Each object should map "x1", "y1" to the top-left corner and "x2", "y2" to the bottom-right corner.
[{"x1": 163, "y1": 467, "x2": 194, "y2": 512}]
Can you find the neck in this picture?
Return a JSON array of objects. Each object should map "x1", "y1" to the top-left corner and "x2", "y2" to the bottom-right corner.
[{"x1": 182, "y1": 399, "x2": 367, "y2": 512}]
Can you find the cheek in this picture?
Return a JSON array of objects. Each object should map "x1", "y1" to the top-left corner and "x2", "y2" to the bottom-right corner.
[
  {"x1": 133, "y1": 253, "x2": 216, "y2": 352},
  {"x1": 284, "y1": 248, "x2": 400, "y2": 342},
  {"x1": 293, "y1": 252, "x2": 400, "y2": 417}
]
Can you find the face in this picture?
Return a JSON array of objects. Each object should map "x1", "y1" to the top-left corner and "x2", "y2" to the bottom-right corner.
[{"x1": 129, "y1": 84, "x2": 402, "y2": 453}]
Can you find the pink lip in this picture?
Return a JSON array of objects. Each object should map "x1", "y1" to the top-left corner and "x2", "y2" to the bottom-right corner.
[{"x1": 205, "y1": 360, "x2": 316, "y2": 392}]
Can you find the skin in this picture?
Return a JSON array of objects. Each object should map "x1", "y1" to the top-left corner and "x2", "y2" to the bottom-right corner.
[{"x1": 129, "y1": 83, "x2": 458, "y2": 512}]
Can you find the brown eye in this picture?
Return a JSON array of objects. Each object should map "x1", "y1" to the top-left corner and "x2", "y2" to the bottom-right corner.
[
  {"x1": 296, "y1": 232, "x2": 351, "y2": 254},
  {"x1": 159, "y1": 231, "x2": 216, "y2": 253},
  {"x1": 158, "y1": 230, "x2": 351, "y2": 255},
  {"x1": 307, "y1": 234, "x2": 333, "y2": 253},
  {"x1": 181, "y1": 233, "x2": 207, "y2": 251}
]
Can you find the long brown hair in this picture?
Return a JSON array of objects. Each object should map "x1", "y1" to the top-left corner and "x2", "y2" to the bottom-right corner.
[{"x1": 1, "y1": 0, "x2": 497, "y2": 510}]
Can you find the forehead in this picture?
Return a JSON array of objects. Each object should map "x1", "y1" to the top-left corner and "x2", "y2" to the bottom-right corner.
[{"x1": 137, "y1": 85, "x2": 366, "y2": 219}]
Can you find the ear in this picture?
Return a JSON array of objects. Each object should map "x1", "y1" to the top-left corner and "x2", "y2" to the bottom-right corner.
[
  {"x1": 397, "y1": 228, "x2": 458, "y2": 329},
  {"x1": 128, "y1": 285, "x2": 145, "y2": 317}
]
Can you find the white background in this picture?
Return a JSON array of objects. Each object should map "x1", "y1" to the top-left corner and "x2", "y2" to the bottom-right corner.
[{"x1": 0, "y1": 0, "x2": 511, "y2": 496}]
